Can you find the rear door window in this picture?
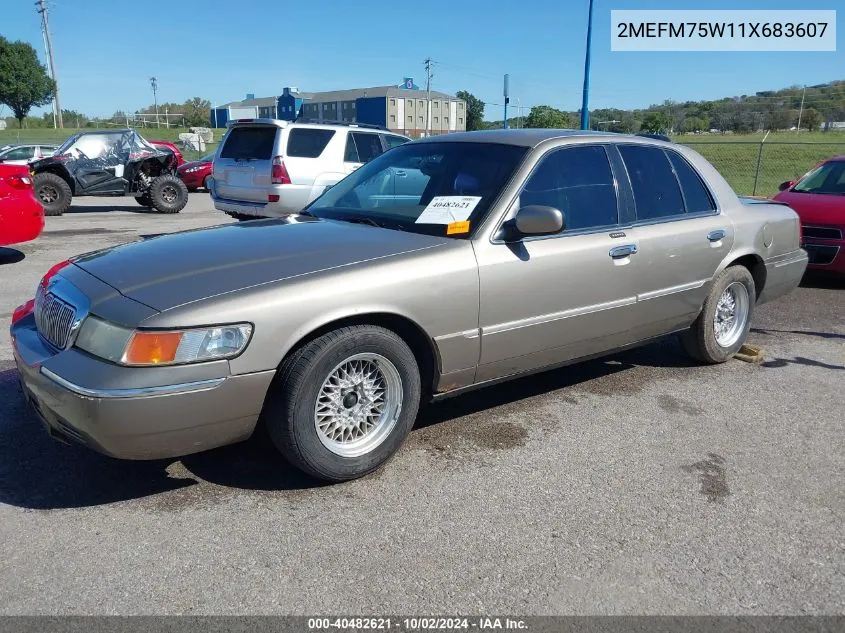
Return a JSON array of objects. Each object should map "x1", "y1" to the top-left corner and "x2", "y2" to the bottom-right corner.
[
  {"x1": 619, "y1": 145, "x2": 685, "y2": 220},
  {"x1": 519, "y1": 145, "x2": 619, "y2": 231},
  {"x1": 220, "y1": 126, "x2": 277, "y2": 160},
  {"x1": 286, "y1": 128, "x2": 335, "y2": 158},
  {"x1": 667, "y1": 151, "x2": 716, "y2": 213},
  {"x1": 351, "y1": 132, "x2": 384, "y2": 163}
]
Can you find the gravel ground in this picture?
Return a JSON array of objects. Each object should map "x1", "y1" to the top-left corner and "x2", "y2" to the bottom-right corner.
[{"x1": 0, "y1": 195, "x2": 842, "y2": 615}]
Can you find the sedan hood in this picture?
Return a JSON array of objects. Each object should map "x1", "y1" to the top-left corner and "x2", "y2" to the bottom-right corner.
[{"x1": 72, "y1": 217, "x2": 450, "y2": 311}]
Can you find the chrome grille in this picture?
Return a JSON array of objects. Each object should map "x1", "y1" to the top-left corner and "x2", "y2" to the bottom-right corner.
[{"x1": 34, "y1": 289, "x2": 76, "y2": 349}]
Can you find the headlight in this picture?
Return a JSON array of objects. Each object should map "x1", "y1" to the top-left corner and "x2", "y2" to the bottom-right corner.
[
  {"x1": 75, "y1": 317, "x2": 252, "y2": 366},
  {"x1": 185, "y1": 166, "x2": 203, "y2": 173}
]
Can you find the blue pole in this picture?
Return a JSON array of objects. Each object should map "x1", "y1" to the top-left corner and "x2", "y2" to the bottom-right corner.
[{"x1": 580, "y1": 0, "x2": 595, "y2": 130}]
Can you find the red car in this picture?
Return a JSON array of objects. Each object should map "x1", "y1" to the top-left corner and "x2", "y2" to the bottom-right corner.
[
  {"x1": 177, "y1": 153, "x2": 214, "y2": 191},
  {"x1": 149, "y1": 140, "x2": 185, "y2": 167},
  {"x1": 773, "y1": 156, "x2": 845, "y2": 275},
  {"x1": 0, "y1": 164, "x2": 44, "y2": 247}
]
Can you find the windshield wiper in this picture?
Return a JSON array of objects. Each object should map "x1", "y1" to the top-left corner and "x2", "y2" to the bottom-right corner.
[{"x1": 337, "y1": 215, "x2": 405, "y2": 231}]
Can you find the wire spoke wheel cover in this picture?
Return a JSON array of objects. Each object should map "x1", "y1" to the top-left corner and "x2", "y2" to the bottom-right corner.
[
  {"x1": 713, "y1": 281, "x2": 750, "y2": 348},
  {"x1": 314, "y1": 353, "x2": 403, "y2": 457}
]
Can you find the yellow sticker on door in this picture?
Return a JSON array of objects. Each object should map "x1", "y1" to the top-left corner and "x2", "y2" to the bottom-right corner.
[{"x1": 446, "y1": 221, "x2": 470, "y2": 235}]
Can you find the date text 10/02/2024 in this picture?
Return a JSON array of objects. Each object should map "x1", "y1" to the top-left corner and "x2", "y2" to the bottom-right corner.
[{"x1": 307, "y1": 617, "x2": 528, "y2": 630}]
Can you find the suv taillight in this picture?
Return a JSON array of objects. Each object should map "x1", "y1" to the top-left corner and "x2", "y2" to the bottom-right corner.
[{"x1": 271, "y1": 156, "x2": 291, "y2": 185}]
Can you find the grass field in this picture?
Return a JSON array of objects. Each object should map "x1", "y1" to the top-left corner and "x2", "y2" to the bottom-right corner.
[
  {"x1": 676, "y1": 133, "x2": 845, "y2": 195},
  {"x1": 2, "y1": 127, "x2": 844, "y2": 195}
]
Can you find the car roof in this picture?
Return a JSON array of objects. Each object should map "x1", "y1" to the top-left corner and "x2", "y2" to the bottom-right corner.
[
  {"x1": 823, "y1": 155, "x2": 845, "y2": 163},
  {"x1": 413, "y1": 128, "x2": 648, "y2": 148}
]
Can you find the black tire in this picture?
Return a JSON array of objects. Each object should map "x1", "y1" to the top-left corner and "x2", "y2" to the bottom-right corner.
[
  {"x1": 681, "y1": 265, "x2": 756, "y2": 364},
  {"x1": 135, "y1": 194, "x2": 152, "y2": 207},
  {"x1": 148, "y1": 174, "x2": 188, "y2": 214},
  {"x1": 263, "y1": 325, "x2": 421, "y2": 482},
  {"x1": 187, "y1": 187, "x2": 198, "y2": 193},
  {"x1": 33, "y1": 172, "x2": 72, "y2": 216},
  {"x1": 202, "y1": 175, "x2": 210, "y2": 191}
]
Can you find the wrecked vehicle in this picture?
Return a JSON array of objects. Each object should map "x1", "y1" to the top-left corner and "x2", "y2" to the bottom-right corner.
[{"x1": 30, "y1": 129, "x2": 189, "y2": 216}]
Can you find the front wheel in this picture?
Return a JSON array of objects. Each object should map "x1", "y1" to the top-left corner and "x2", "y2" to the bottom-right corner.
[
  {"x1": 148, "y1": 174, "x2": 188, "y2": 214},
  {"x1": 33, "y1": 172, "x2": 72, "y2": 216},
  {"x1": 263, "y1": 325, "x2": 421, "y2": 482},
  {"x1": 681, "y1": 265, "x2": 755, "y2": 364}
]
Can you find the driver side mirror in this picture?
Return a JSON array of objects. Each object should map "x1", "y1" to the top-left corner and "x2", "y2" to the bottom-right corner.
[
  {"x1": 778, "y1": 180, "x2": 794, "y2": 192},
  {"x1": 513, "y1": 205, "x2": 564, "y2": 237}
]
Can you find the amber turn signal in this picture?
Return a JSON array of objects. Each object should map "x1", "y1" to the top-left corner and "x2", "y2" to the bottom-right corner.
[{"x1": 123, "y1": 331, "x2": 184, "y2": 365}]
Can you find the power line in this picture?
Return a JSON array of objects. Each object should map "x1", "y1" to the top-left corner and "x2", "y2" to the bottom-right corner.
[{"x1": 35, "y1": 0, "x2": 62, "y2": 128}]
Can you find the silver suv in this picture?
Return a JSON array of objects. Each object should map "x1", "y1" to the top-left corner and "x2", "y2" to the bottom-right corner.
[{"x1": 209, "y1": 119, "x2": 409, "y2": 219}]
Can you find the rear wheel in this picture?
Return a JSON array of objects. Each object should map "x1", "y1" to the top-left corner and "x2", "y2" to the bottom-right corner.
[
  {"x1": 681, "y1": 266, "x2": 755, "y2": 364},
  {"x1": 263, "y1": 325, "x2": 421, "y2": 482},
  {"x1": 33, "y1": 172, "x2": 72, "y2": 216},
  {"x1": 148, "y1": 174, "x2": 188, "y2": 214},
  {"x1": 202, "y1": 175, "x2": 210, "y2": 191}
]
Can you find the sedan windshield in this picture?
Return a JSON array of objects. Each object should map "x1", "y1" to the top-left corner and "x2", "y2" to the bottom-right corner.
[
  {"x1": 792, "y1": 161, "x2": 845, "y2": 195},
  {"x1": 307, "y1": 141, "x2": 528, "y2": 237}
]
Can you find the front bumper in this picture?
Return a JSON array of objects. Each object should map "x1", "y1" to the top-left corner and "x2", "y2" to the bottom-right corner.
[
  {"x1": 802, "y1": 239, "x2": 845, "y2": 274},
  {"x1": 12, "y1": 314, "x2": 275, "y2": 460},
  {"x1": 178, "y1": 172, "x2": 206, "y2": 189}
]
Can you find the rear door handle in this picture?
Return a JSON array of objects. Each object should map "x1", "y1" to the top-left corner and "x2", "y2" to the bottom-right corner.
[
  {"x1": 707, "y1": 229, "x2": 727, "y2": 242},
  {"x1": 609, "y1": 244, "x2": 638, "y2": 259}
]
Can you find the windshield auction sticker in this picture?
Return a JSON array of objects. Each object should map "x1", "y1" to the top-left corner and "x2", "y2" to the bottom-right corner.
[
  {"x1": 416, "y1": 196, "x2": 482, "y2": 224},
  {"x1": 611, "y1": 10, "x2": 836, "y2": 51}
]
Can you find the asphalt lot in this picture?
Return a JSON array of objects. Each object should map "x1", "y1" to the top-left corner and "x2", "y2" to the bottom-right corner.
[{"x1": 0, "y1": 194, "x2": 843, "y2": 615}]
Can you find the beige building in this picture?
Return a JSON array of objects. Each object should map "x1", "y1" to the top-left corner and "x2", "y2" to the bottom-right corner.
[{"x1": 297, "y1": 86, "x2": 467, "y2": 137}]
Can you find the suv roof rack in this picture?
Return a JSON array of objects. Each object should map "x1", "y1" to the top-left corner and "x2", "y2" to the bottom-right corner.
[{"x1": 294, "y1": 119, "x2": 389, "y2": 131}]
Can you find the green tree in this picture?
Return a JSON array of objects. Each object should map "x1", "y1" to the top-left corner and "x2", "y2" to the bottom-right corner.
[
  {"x1": 182, "y1": 97, "x2": 212, "y2": 127},
  {"x1": 0, "y1": 37, "x2": 55, "y2": 127},
  {"x1": 639, "y1": 110, "x2": 671, "y2": 134},
  {"x1": 455, "y1": 90, "x2": 484, "y2": 131},
  {"x1": 524, "y1": 105, "x2": 569, "y2": 128},
  {"x1": 800, "y1": 107, "x2": 822, "y2": 131}
]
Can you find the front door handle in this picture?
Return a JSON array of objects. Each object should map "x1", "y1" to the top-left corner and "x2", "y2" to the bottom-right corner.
[
  {"x1": 707, "y1": 229, "x2": 727, "y2": 242},
  {"x1": 609, "y1": 244, "x2": 638, "y2": 259}
]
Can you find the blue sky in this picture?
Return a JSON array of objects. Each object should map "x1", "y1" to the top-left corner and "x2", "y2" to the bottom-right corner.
[{"x1": 2, "y1": 0, "x2": 842, "y2": 120}]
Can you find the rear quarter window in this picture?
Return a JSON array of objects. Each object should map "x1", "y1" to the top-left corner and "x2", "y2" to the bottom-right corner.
[
  {"x1": 220, "y1": 126, "x2": 277, "y2": 160},
  {"x1": 667, "y1": 151, "x2": 716, "y2": 213},
  {"x1": 286, "y1": 128, "x2": 336, "y2": 158}
]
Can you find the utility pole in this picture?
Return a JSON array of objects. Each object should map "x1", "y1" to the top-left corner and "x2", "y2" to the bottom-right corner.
[
  {"x1": 796, "y1": 85, "x2": 806, "y2": 132},
  {"x1": 580, "y1": 0, "x2": 595, "y2": 130},
  {"x1": 150, "y1": 77, "x2": 159, "y2": 127},
  {"x1": 424, "y1": 57, "x2": 433, "y2": 137},
  {"x1": 36, "y1": 0, "x2": 63, "y2": 128},
  {"x1": 503, "y1": 74, "x2": 510, "y2": 129}
]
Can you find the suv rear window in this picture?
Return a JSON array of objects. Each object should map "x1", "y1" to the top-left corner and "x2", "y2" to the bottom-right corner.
[
  {"x1": 286, "y1": 128, "x2": 336, "y2": 158},
  {"x1": 220, "y1": 126, "x2": 277, "y2": 160}
]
